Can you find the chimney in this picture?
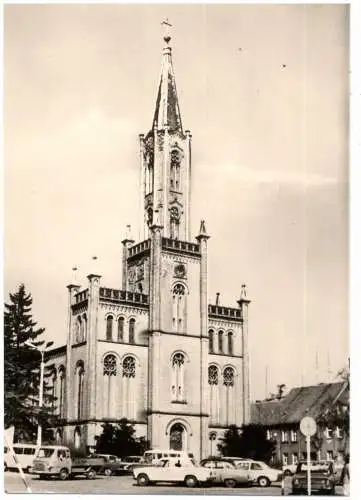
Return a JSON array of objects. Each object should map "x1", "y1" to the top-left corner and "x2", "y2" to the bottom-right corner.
[{"x1": 216, "y1": 293, "x2": 220, "y2": 305}]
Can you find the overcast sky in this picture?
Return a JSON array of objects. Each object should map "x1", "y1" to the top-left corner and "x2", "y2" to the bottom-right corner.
[{"x1": 4, "y1": 3, "x2": 349, "y2": 400}]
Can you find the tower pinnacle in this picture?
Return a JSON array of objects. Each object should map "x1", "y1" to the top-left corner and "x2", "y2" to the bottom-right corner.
[{"x1": 153, "y1": 20, "x2": 182, "y2": 132}]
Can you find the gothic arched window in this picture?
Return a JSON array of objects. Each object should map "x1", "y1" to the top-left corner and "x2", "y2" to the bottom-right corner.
[
  {"x1": 172, "y1": 283, "x2": 186, "y2": 333},
  {"x1": 117, "y1": 317, "x2": 124, "y2": 342},
  {"x1": 208, "y1": 365, "x2": 220, "y2": 424},
  {"x1": 170, "y1": 206, "x2": 180, "y2": 240},
  {"x1": 58, "y1": 365, "x2": 65, "y2": 418},
  {"x1": 170, "y1": 150, "x2": 181, "y2": 191},
  {"x1": 75, "y1": 316, "x2": 82, "y2": 344},
  {"x1": 228, "y1": 332, "x2": 234, "y2": 355},
  {"x1": 129, "y1": 318, "x2": 135, "y2": 344},
  {"x1": 103, "y1": 354, "x2": 117, "y2": 417},
  {"x1": 147, "y1": 207, "x2": 153, "y2": 226},
  {"x1": 106, "y1": 315, "x2": 113, "y2": 341},
  {"x1": 74, "y1": 362, "x2": 84, "y2": 420},
  {"x1": 209, "y1": 329, "x2": 214, "y2": 353},
  {"x1": 218, "y1": 331, "x2": 224, "y2": 353},
  {"x1": 171, "y1": 353, "x2": 185, "y2": 402},
  {"x1": 223, "y1": 367, "x2": 236, "y2": 425},
  {"x1": 122, "y1": 356, "x2": 136, "y2": 420},
  {"x1": 82, "y1": 314, "x2": 87, "y2": 342}
]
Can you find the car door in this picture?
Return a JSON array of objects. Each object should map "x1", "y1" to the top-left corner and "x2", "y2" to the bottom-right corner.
[
  {"x1": 238, "y1": 461, "x2": 251, "y2": 481},
  {"x1": 217, "y1": 461, "x2": 235, "y2": 482},
  {"x1": 202, "y1": 461, "x2": 217, "y2": 482},
  {"x1": 250, "y1": 462, "x2": 264, "y2": 481}
]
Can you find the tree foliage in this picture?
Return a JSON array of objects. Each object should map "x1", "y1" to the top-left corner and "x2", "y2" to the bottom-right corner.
[
  {"x1": 4, "y1": 284, "x2": 56, "y2": 441},
  {"x1": 218, "y1": 424, "x2": 276, "y2": 463},
  {"x1": 95, "y1": 419, "x2": 149, "y2": 458}
]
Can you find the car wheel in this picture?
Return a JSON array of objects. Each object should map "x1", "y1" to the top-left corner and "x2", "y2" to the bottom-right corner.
[
  {"x1": 86, "y1": 468, "x2": 96, "y2": 480},
  {"x1": 104, "y1": 467, "x2": 113, "y2": 477},
  {"x1": 185, "y1": 475, "x2": 198, "y2": 488},
  {"x1": 224, "y1": 478, "x2": 237, "y2": 488},
  {"x1": 257, "y1": 476, "x2": 270, "y2": 487},
  {"x1": 284, "y1": 469, "x2": 292, "y2": 476},
  {"x1": 59, "y1": 468, "x2": 70, "y2": 481},
  {"x1": 137, "y1": 473, "x2": 150, "y2": 486}
]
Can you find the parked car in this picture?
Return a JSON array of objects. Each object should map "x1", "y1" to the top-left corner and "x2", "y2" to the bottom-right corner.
[
  {"x1": 4, "y1": 444, "x2": 39, "y2": 472},
  {"x1": 142, "y1": 449, "x2": 195, "y2": 466},
  {"x1": 90, "y1": 454, "x2": 123, "y2": 476},
  {"x1": 30, "y1": 446, "x2": 105, "y2": 480},
  {"x1": 291, "y1": 462, "x2": 335, "y2": 495},
  {"x1": 200, "y1": 458, "x2": 250, "y2": 488},
  {"x1": 237, "y1": 460, "x2": 282, "y2": 487},
  {"x1": 119, "y1": 456, "x2": 144, "y2": 474},
  {"x1": 283, "y1": 460, "x2": 333, "y2": 477},
  {"x1": 133, "y1": 457, "x2": 213, "y2": 487}
]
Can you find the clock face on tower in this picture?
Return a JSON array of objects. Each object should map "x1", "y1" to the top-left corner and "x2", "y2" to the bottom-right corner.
[{"x1": 174, "y1": 263, "x2": 186, "y2": 278}]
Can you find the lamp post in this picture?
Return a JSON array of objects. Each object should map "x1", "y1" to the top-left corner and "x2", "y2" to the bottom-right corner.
[
  {"x1": 25, "y1": 341, "x2": 53, "y2": 447},
  {"x1": 209, "y1": 432, "x2": 217, "y2": 457}
]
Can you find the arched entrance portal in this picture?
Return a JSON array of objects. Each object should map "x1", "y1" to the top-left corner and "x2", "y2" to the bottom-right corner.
[{"x1": 169, "y1": 423, "x2": 186, "y2": 451}]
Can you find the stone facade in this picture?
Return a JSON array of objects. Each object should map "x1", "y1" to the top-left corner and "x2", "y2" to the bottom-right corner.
[{"x1": 46, "y1": 33, "x2": 250, "y2": 460}]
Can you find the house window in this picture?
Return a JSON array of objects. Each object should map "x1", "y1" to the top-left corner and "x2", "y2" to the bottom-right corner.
[
  {"x1": 75, "y1": 316, "x2": 82, "y2": 344},
  {"x1": 291, "y1": 430, "x2": 297, "y2": 442},
  {"x1": 227, "y1": 332, "x2": 233, "y2": 355},
  {"x1": 324, "y1": 427, "x2": 332, "y2": 440},
  {"x1": 172, "y1": 284, "x2": 186, "y2": 333},
  {"x1": 281, "y1": 430, "x2": 289, "y2": 443},
  {"x1": 218, "y1": 331, "x2": 224, "y2": 353},
  {"x1": 208, "y1": 365, "x2": 220, "y2": 424},
  {"x1": 82, "y1": 314, "x2": 87, "y2": 342},
  {"x1": 106, "y1": 315, "x2": 113, "y2": 341},
  {"x1": 171, "y1": 353, "x2": 185, "y2": 402},
  {"x1": 103, "y1": 354, "x2": 117, "y2": 417},
  {"x1": 335, "y1": 426, "x2": 343, "y2": 439},
  {"x1": 209, "y1": 329, "x2": 214, "y2": 353},
  {"x1": 170, "y1": 150, "x2": 181, "y2": 191},
  {"x1": 282, "y1": 453, "x2": 288, "y2": 466},
  {"x1": 292, "y1": 453, "x2": 298, "y2": 465},
  {"x1": 326, "y1": 451, "x2": 333, "y2": 461},
  {"x1": 129, "y1": 318, "x2": 135, "y2": 344},
  {"x1": 117, "y1": 317, "x2": 124, "y2": 342}
]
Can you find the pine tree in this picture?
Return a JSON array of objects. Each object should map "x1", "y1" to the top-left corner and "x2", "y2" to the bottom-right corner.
[{"x1": 4, "y1": 284, "x2": 56, "y2": 441}]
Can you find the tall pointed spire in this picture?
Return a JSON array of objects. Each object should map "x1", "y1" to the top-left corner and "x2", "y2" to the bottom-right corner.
[{"x1": 152, "y1": 20, "x2": 183, "y2": 133}]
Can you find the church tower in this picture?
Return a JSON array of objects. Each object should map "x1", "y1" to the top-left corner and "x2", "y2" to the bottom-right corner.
[
  {"x1": 137, "y1": 26, "x2": 210, "y2": 459},
  {"x1": 139, "y1": 25, "x2": 192, "y2": 242}
]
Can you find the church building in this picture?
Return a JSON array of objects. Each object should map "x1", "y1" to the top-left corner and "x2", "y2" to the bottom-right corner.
[{"x1": 46, "y1": 30, "x2": 251, "y2": 460}]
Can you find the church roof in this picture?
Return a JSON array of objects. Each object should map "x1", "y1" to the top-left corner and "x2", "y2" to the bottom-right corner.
[
  {"x1": 251, "y1": 381, "x2": 349, "y2": 426},
  {"x1": 152, "y1": 34, "x2": 183, "y2": 133}
]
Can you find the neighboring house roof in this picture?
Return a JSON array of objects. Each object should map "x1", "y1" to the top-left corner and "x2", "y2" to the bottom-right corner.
[{"x1": 251, "y1": 382, "x2": 349, "y2": 426}]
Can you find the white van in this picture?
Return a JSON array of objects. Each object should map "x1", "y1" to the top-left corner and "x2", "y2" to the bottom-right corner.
[
  {"x1": 143, "y1": 449, "x2": 195, "y2": 466},
  {"x1": 4, "y1": 444, "x2": 39, "y2": 472}
]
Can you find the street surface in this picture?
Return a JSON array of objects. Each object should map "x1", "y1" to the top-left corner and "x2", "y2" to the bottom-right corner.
[{"x1": 4, "y1": 471, "x2": 344, "y2": 495}]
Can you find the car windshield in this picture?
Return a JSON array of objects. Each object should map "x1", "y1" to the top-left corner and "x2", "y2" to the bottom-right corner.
[{"x1": 37, "y1": 448, "x2": 55, "y2": 458}]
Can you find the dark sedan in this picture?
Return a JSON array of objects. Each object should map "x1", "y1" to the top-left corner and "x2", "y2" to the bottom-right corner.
[{"x1": 291, "y1": 463, "x2": 335, "y2": 495}]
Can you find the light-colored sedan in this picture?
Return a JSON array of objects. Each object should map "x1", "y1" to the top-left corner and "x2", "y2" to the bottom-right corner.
[
  {"x1": 237, "y1": 460, "x2": 282, "y2": 487},
  {"x1": 200, "y1": 458, "x2": 250, "y2": 488},
  {"x1": 133, "y1": 458, "x2": 213, "y2": 488}
]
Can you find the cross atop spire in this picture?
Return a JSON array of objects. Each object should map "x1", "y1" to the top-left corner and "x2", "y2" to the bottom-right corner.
[
  {"x1": 152, "y1": 20, "x2": 182, "y2": 133},
  {"x1": 161, "y1": 18, "x2": 172, "y2": 45}
]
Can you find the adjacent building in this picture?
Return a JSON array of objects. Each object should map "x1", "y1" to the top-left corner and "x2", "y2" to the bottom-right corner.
[
  {"x1": 251, "y1": 381, "x2": 349, "y2": 468},
  {"x1": 44, "y1": 31, "x2": 251, "y2": 459}
]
